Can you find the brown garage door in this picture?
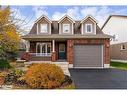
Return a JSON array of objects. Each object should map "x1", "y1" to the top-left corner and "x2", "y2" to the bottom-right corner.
[{"x1": 74, "y1": 45, "x2": 103, "y2": 68}]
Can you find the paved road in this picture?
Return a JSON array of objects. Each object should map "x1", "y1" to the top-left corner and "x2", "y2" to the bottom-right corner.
[{"x1": 69, "y1": 68, "x2": 127, "y2": 89}]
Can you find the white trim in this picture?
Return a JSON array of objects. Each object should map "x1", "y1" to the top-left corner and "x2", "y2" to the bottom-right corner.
[
  {"x1": 59, "y1": 23, "x2": 61, "y2": 34},
  {"x1": 72, "y1": 23, "x2": 74, "y2": 34},
  {"x1": 58, "y1": 15, "x2": 74, "y2": 35},
  {"x1": 104, "y1": 64, "x2": 110, "y2": 68},
  {"x1": 36, "y1": 42, "x2": 51, "y2": 55},
  {"x1": 49, "y1": 23, "x2": 51, "y2": 34},
  {"x1": 81, "y1": 15, "x2": 98, "y2": 24},
  {"x1": 58, "y1": 15, "x2": 75, "y2": 23},
  {"x1": 81, "y1": 24, "x2": 83, "y2": 35},
  {"x1": 30, "y1": 53, "x2": 51, "y2": 56},
  {"x1": 68, "y1": 64, "x2": 73, "y2": 68},
  {"x1": 35, "y1": 15, "x2": 52, "y2": 23},
  {"x1": 81, "y1": 15, "x2": 97, "y2": 35},
  {"x1": 94, "y1": 23, "x2": 96, "y2": 34},
  {"x1": 73, "y1": 67, "x2": 104, "y2": 69},
  {"x1": 63, "y1": 24, "x2": 70, "y2": 33},
  {"x1": 37, "y1": 23, "x2": 38, "y2": 34},
  {"x1": 102, "y1": 45, "x2": 104, "y2": 68},
  {"x1": 26, "y1": 41, "x2": 30, "y2": 52},
  {"x1": 85, "y1": 24, "x2": 93, "y2": 33}
]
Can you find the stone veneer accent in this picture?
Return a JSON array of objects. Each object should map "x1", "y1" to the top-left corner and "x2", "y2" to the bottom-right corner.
[{"x1": 67, "y1": 39, "x2": 110, "y2": 65}]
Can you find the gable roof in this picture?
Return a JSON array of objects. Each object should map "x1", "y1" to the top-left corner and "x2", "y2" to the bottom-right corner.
[
  {"x1": 35, "y1": 15, "x2": 52, "y2": 23},
  {"x1": 101, "y1": 15, "x2": 127, "y2": 30},
  {"x1": 58, "y1": 15, "x2": 75, "y2": 23},
  {"x1": 81, "y1": 15, "x2": 98, "y2": 24}
]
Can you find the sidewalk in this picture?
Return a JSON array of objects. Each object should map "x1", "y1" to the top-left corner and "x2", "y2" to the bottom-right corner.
[{"x1": 111, "y1": 59, "x2": 127, "y2": 63}]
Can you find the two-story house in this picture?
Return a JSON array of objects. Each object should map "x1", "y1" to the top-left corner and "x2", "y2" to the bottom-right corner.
[{"x1": 22, "y1": 15, "x2": 110, "y2": 68}]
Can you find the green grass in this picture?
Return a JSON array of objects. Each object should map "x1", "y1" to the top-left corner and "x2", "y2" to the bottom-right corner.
[{"x1": 111, "y1": 61, "x2": 127, "y2": 70}]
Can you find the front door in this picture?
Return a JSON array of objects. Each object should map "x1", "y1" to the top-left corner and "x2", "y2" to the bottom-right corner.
[{"x1": 58, "y1": 43, "x2": 66, "y2": 59}]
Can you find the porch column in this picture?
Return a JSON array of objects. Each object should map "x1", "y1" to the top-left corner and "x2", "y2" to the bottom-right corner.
[
  {"x1": 26, "y1": 41, "x2": 30, "y2": 52},
  {"x1": 52, "y1": 40, "x2": 56, "y2": 62}
]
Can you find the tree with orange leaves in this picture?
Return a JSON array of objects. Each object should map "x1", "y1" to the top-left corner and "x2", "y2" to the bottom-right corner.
[{"x1": 0, "y1": 6, "x2": 20, "y2": 59}]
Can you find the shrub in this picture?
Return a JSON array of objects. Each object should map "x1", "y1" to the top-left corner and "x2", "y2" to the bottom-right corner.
[
  {"x1": 0, "y1": 72, "x2": 8, "y2": 87},
  {"x1": 25, "y1": 63, "x2": 65, "y2": 89},
  {"x1": 5, "y1": 69, "x2": 24, "y2": 85},
  {"x1": 6, "y1": 51, "x2": 17, "y2": 61},
  {"x1": 0, "y1": 59, "x2": 11, "y2": 70},
  {"x1": 15, "y1": 76, "x2": 27, "y2": 86},
  {"x1": 62, "y1": 75, "x2": 73, "y2": 86},
  {"x1": 12, "y1": 69, "x2": 24, "y2": 77}
]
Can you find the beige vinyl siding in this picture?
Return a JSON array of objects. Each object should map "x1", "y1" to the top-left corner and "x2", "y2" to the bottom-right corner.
[
  {"x1": 37, "y1": 18, "x2": 51, "y2": 35},
  {"x1": 82, "y1": 19, "x2": 95, "y2": 34},
  {"x1": 59, "y1": 18, "x2": 73, "y2": 35}
]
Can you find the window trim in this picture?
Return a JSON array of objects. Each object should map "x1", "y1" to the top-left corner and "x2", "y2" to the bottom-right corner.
[
  {"x1": 36, "y1": 42, "x2": 51, "y2": 56},
  {"x1": 63, "y1": 24, "x2": 70, "y2": 33},
  {"x1": 40, "y1": 24, "x2": 48, "y2": 33},
  {"x1": 85, "y1": 24, "x2": 93, "y2": 33},
  {"x1": 120, "y1": 44, "x2": 126, "y2": 50}
]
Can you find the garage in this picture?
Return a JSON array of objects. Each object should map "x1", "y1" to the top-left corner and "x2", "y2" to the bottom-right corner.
[{"x1": 74, "y1": 45, "x2": 103, "y2": 68}]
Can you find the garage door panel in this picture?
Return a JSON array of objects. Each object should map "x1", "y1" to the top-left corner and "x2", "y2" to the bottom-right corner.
[{"x1": 74, "y1": 45, "x2": 103, "y2": 68}]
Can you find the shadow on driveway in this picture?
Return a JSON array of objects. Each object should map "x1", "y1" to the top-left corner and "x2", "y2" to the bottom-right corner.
[{"x1": 69, "y1": 68, "x2": 127, "y2": 89}]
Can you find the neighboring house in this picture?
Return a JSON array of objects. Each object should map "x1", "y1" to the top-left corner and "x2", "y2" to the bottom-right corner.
[
  {"x1": 17, "y1": 39, "x2": 27, "y2": 58},
  {"x1": 110, "y1": 42, "x2": 127, "y2": 60},
  {"x1": 102, "y1": 15, "x2": 127, "y2": 60},
  {"x1": 102, "y1": 15, "x2": 127, "y2": 44},
  {"x1": 22, "y1": 15, "x2": 110, "y2": 68}
]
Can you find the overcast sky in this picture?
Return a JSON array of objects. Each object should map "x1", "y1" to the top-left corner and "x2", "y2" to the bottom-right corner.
[{"x1": 10, "y1": 6, "x2": 127, "y2": 32}]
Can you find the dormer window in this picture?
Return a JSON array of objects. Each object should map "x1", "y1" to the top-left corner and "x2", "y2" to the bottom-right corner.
[
  {"x1": 85, "y1": 24, "x2": 92, "y2": 33},
  {"x1": 40, "y1": 24, "x2": 48, "y2": 33},
  {"x1": 63, "y1": 24, "x2": 70, "y2": 33}
]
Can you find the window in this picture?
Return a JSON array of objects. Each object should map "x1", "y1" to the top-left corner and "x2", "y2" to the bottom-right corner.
[
  {"x1": 63, "y1": 24, "x2": 70, "y2": 33},
  {"x1": 85, "y1": 24, "x2": 92, "y2": 33},
  {"x1": 59, "y1": 44, "x2": 65, "y2": 52},
  {"x1": 40, "y1": 24, "x2": 47, "y2": 33},
  {"x1": 121, "y1": 44, "x2": 126, "y2": 50},
  {"x1": 36, "y1": 43, "x2": 51, "y2": 56}
]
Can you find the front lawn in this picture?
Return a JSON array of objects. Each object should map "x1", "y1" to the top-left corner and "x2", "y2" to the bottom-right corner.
[{"x1": 110, "y1": 61, "x2": 127, "y2": 70}]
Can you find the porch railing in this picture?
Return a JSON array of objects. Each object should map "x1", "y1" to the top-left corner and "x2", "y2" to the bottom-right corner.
[{"x1": 30, "y1": 53, "x2": 51, "y2": 57}]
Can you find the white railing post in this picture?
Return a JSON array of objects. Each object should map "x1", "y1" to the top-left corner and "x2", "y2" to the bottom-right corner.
[{"x1": 26, "y1": 41, "x2": 30, "y2": 52}]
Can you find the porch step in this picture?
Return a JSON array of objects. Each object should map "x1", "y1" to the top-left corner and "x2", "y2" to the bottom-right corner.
[{"x1": 54, "y1": 63, "x2": 70, "y2": 76}]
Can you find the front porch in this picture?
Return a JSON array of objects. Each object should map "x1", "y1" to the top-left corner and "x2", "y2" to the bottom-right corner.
[{"x1": 25, "y1": 39, "x2": 68, "y2": 62}]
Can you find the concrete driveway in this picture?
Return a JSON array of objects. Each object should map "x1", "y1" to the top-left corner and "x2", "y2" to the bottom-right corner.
[{"x1": 69, "y1": 68, "x2": 127, "y2": 89}]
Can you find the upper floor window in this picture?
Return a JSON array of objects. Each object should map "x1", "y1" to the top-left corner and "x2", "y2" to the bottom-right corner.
[
  {"x1": 63, "y1": 24, "x2": 70, "y2": 33},
  {"x1": 121, "y1": 44, "x2": 126, "y2": 50},
  {"x1": 85, "y1": 24, "x2": 92, "y2": 33},
  {"x1": 40, "y1": 24, "x2": 47, "y2": 33}
]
